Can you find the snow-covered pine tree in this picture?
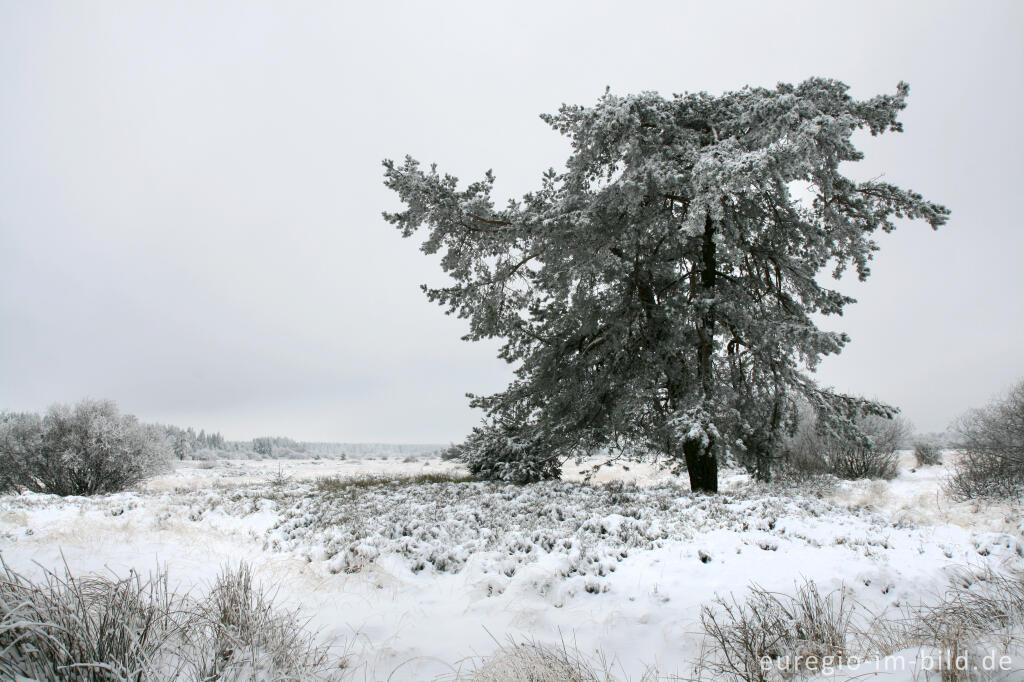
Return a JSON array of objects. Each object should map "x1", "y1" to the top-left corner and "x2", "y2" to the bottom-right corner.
[{"x1": 383, "y1": 78, "x2": 948, "y2": 492}]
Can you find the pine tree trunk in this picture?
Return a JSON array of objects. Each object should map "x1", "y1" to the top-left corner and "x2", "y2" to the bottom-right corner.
[
  {"x1": 687, "y1": 214, "x2": 720, "y2": 494},
  {"x1": 757, "y1": 384, "x2": 782, "y2": 483},
  {"x1": 698, "y1": 215, "x2": 717, "y2": 401},
  {"x1": 684, "y1": 436, "x2": 719, "y2": 493},
  {"x1": 754, "y1": 443, "x2": 772, "y2": 483}
]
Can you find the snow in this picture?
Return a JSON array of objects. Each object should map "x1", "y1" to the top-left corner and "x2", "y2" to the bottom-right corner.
[{"x1": 0, "y1": 453, "x2": 1021, "y2": 680}]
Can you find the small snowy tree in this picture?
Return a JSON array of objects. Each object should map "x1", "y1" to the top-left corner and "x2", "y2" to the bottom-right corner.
[
  {"x1": 0, "y1": 399, "x2": 170, "y2": 495},
  {"x1": 384, "y1": 78, "x2": 948, "y2": 491},
  {"x1": 450, "y1": 421, "x2": 561, "y2": 484}
]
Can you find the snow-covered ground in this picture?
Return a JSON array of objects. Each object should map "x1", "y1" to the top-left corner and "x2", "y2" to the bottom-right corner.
[{"x1": 1, "y1": 453, "x2": 1021, "y2": 680}]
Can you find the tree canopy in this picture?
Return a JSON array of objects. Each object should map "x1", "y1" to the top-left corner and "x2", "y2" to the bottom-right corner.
[{"x1": 383, "y1": 78, "x2": 948, "y2": 492}]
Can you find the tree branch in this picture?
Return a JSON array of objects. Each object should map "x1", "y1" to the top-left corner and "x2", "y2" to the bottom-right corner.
[{"x1": 466, "y1": 213, "x2": 513, "y2": 226}]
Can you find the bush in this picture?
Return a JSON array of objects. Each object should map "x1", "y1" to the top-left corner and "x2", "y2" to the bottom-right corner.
[
  {"x1": 779, "y1": 413, "x2": 908, "y2": 481},
  {"x1": 827, "y1": 446, "x2": 900, "y2": 481},
  {"x1": 0, "y1": 399, "x2": 170, "y2": 496},
  {"x1": 440, "y1": 444, "x2": 462, "y2": 461},
  {"x1": 825, "y1": 415, "x2": 909, "y2": 480},
  {"x1": 776, "y1": 415, "x2": 833, "y2": 481},
  {"x1": 947, "y1": 381, "x2": 1024, "y2": 500},
  {"x1": 913, "y1": 441, "x2": 943, "y2": 467}
]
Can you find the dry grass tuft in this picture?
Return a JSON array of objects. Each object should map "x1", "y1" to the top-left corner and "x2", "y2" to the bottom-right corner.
[
  {"x1": 0, "y1": 558, "x2": 345, "y2": 681},
  {"x1": 187, "y1": 562, "x2": 340, "y2": 681},
  {"x1": 0, "y1": 557, "x2": 182, "y2": 681},
  {"x1": 440, "y1": 637, "x2": 660, "y2": 682},
  {"x1": 858, "y1": 565, "x2": 1024, "y2": 681},
  {"x1": 697, "y1": 579, "x2": 854, "y2": 681}
]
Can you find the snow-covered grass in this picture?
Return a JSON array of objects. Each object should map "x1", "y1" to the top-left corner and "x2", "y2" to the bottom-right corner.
[
  {"x1": 0, "y1": 558, "x2": 341, "y2": 681},
  {"x1": 0, "y1": 453, "x2": 1021, "y2": 680}
]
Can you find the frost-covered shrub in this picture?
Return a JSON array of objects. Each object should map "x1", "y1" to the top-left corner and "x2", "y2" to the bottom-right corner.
[
  {"x1": 780, "y1": 413, "x2": 907, "y2": 481},
  {"x1": 827, "y1": 447, "x2": 899, "y2": 481},
  {"x1": 440, "y1": 444, "x2": 462, "y2": 461},
  {"x1": 948, "y1": 381, "x2": 1024, "y2": 500},
  {"x1": 0, "y1": 399, "x2": 170, "y2": 495},
  {"x1": 825, "y1": 415, "x2": 908, "y2": 481},
  {"x1": 913, "y1": 441, "x2": 942, "y2": 467},
  {"x1": 453, "y1": 423, "x2": 561, "y2": 484},
  {"x1": 0, "y1": 411, "x2": 42, "y2": 493},
  {"x1": 778, "y1": 417, "x2": 833, "y2": 481}
]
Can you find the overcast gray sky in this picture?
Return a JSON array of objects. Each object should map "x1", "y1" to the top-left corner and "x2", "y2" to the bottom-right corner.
[{"x1": 1, "y1": 0, "x2": 1021, "y2": 442}]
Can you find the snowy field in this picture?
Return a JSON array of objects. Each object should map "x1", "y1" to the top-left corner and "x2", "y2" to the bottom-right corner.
[{"x1": 1, "y1": 453, "x2": 1021, "y2": 680}]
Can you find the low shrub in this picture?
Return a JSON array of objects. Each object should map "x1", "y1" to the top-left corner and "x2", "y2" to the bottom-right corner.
[
  {"x1": 913, "y1": 441, "x2": 943, "y2": 467},
  {"x1": 780, "y1": 413, "x2": 909, "y2": 481},
  {"x1": 827, "y1": 443, "x2": 900, "y2": 481},
  {"x1": 947, "y1": 381, "x2": 1024, "y2": 500},
  {"x1": 0, "y1": 399, "x2": 170, "y2": 496},
  {"x1": 777, "y1": 422, "x2": 833, "y2": 481},
  {"x1": 826, "y1": 415, "x2": 908, "y2": 480}
]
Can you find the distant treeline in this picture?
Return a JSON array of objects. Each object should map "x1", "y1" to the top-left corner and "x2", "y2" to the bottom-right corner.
[
  {"x1": 300, "y1": 442, "x2": 447, "y2": 456},
  {"x1": 159, "y1": 425, "x2": 227, "y2": 459},
  {"x1": 156, "y1": 425, "x2": 443, "y2": 460}
]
